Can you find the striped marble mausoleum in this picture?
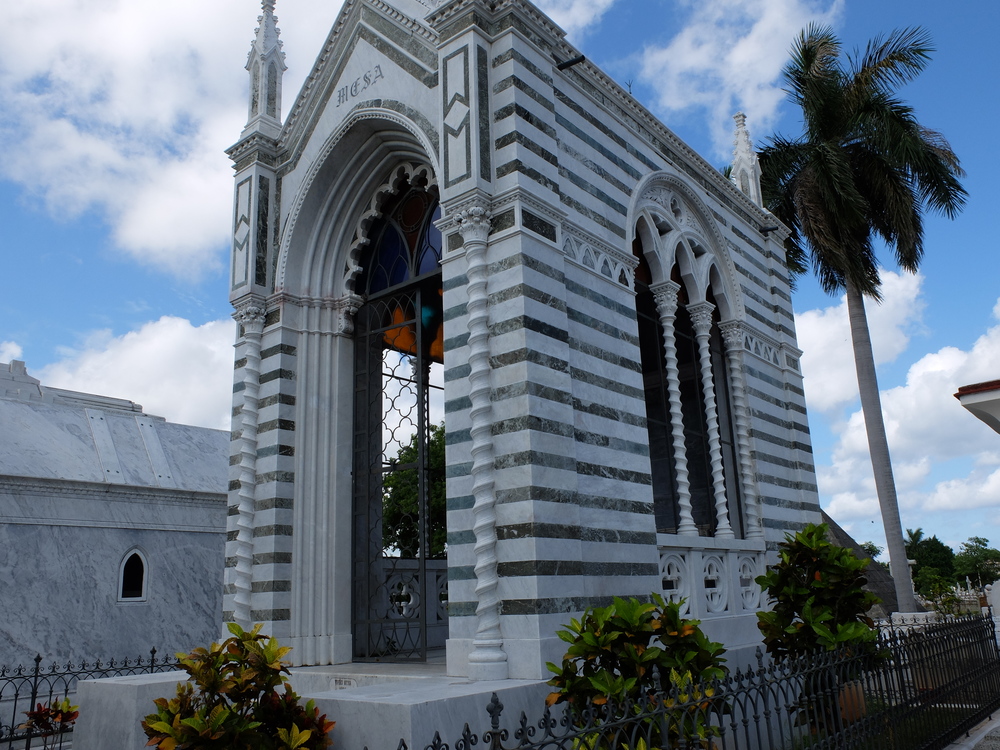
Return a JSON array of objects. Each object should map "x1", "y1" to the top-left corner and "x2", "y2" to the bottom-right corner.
[{"x1": 224, "y1": 0, "x2": 823, "y2": 681}]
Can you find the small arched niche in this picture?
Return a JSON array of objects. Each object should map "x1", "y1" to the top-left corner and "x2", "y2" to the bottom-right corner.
[{"x1": 118, "y1": 548, "x2": 148, "y2": 602}]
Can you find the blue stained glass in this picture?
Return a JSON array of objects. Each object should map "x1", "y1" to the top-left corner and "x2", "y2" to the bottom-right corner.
[
  {"x1": 368, "y1": 225, "x2": 409, "y2": 293},
  {"x1": 417, "y1": 206, "x2": 442, "y2": 275}
]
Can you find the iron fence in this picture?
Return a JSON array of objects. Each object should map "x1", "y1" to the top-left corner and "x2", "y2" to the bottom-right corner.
[
  {"x1": 0, "y1": 648, "x2": 180, "y2": 750},
  {"x1": 396, "y1": 614, "x2": 1000, "y2": 750}
]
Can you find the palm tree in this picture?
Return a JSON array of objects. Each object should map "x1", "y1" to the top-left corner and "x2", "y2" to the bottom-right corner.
[{"x1": 759, "y1": 25, "x2": 966, "y2": 613}]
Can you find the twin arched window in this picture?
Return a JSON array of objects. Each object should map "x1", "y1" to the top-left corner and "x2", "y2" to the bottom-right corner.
[{"x1": 634, "y1": 235, "x2": 745, "y2": 538}]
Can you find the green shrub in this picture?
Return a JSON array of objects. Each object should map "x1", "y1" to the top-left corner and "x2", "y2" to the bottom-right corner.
[
  {"x1": 142, "y1": 623, "x2": 333, "y2": 750},
  {"x1": 755, "y1": 523, "x2": 880, "y2": 660},
  {"x1": 546, "y1": 594, "x2": 727, "y2": 749}
]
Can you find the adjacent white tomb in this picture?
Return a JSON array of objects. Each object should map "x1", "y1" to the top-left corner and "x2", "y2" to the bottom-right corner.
[
  {"x1": 0, "y1": 360, "x2": 228, "y2": 666},
  {"x1": 224, "y1": 0, "x2": 823, "y2": 682}
]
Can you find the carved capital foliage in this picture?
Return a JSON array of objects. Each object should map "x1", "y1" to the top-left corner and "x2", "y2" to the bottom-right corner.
[
  {"x1": 687, "y1": 301, "x2": 715, "y2": 334},
  {"x1": 233, "y1": 301, "x2": 266, "y2": 334},
  {"x1": 456, "y1": 200, "x2": 492, "y2": 245},
  {"x1": 651, "y1": 281, "x2": 681, "y2": 318},
  {"x1": 718, "y1": 320, "x2": 745, "y2": 351}
]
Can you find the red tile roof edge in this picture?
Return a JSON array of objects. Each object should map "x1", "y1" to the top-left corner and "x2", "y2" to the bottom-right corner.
[{"x1": 954, "y1": 379, "x2": 1000, "y2": 399}]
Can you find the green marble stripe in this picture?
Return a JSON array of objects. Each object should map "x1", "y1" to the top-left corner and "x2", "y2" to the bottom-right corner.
[
  {"x1": 752, "y1": 451, "x2": 815, "y2": 472},
  {"x1": 257, "y1": 444, "x2": 295, "y2": 458},
  {"x1": 566, "y1": 278, "x2": 637, "y2": 320},
  {"x1": 560, "y1": 193, "x2": 626, "y2": 238},
  {"x1": 250, "y1": 608, "x2": 291, "y2": 621},
  {"x1": 496, "y1": 523, "x2": 656, "y2": 545},
  {"x1": 747, "y1": 386, "x2": 808, "y2": 414},
  {"x1": 490, "y1": 348, "x2": 570, "y2": 374},
  {"x1": 748, "y1": 428, "x2": 814, "y2": 455},
  {"x1": 494, "y1": 450, "x2": 576, "y2": 472},
  {"x1": 760, "y1": 495, "x2": 820, "y2": 512},
  {"x1": 488, "y1": 281, "x2": 568, "y2": 312},
  {"x1": 495, "y1": 485, "x2": 653, "y2": 516},
  {"x1": 560, "y1": 166, "x2": 628, "y2": 215},
  {"x1": 259, "y1": 393, "x2": 296, "y2": 408},
  {"x1": 554, "y1": 90, "x2": 657, "y2": 172},
  {"x1": 568, "y1": 306, "x2": 640, "y2": 346},
  {"x1": 570, "y1": 337, "x2": 642, "y2": 374},
  {"x1": 493, "y1": 380, "x2": 572, "y2": 406},
  {"x1": 498, "y1": 561, "x2": 659, "y2": 577},
  {"x1": 491, "y1": 48, "x2": 553, "y2": 86},
  {"x1": 258, "y1": 419, "x2": 295, "y2": 433},
  {"x1": 490, "y1": 314, "x2": 569, "y2": 343},
  {"x1": 493, "y1": 75, "x2": 555, "y2": 112},
  {"x1": 494, "y1": 103, "x2": 558, "y2": 139},
  {"x1": 756, "y1": 473, "x2": 818, "y2": 493},
  {"x1": 496, "y1": 159, "x2": 559, "y2": 193},
  {"x1": 260, "y1": 344, "x2": 297, "y2": 360},
  {"x1": 750, "y1": 408, "x2": 811, "y2": 435},
  {"x1": 560, "y1": 140, "x2": 632, "y2": 196},
  {"x1": 572, "y1": 397, "x2": 647, "y2": 428}
]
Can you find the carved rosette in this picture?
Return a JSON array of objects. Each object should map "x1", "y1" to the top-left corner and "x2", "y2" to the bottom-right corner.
[
  {"x1": 457, "y1": 200, "x2": 508, "y2": 680},
  {"x1": 688, "y1": 301, "x2": 734, "y2": 539},
  {"x1": 232, "y1": 301, "x2": 266, "y2": 627},
  {"x1": 719, "y1": 321, "x2": 763, "y2": 539},
  {"x1": 651, "y1": 282, "x2": 697, "y2": 536}
]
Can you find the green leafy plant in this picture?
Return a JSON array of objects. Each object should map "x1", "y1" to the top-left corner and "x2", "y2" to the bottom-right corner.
[
  {"x1": 20, "y1": 698, "x2": 79, "y2": 748},
  {"x1": 546, "y1": 594, "x2": 727, "y2": 749},
  {"x1": 142, "y1": 623, "x2": 334, "y2": 750},
  {"x1": 756, "y1": 523, "x2": 880, "y2": 661}
]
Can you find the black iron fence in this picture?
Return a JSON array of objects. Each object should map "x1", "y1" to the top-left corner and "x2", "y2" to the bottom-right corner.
[
  {"x1": 399, "y1": 614, "x2": 1000, "y2": 750},
  {"x1": 0, "y1": 649, "x2": 180, "y2": 750}
]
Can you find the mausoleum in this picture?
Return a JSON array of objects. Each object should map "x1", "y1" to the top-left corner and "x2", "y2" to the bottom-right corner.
[
  {"x1": 0, "y1": 361, "x2": 227, "y2": 666},
  {"x1": 224, "y1": 0, "x2": 822, "y2": 683}
]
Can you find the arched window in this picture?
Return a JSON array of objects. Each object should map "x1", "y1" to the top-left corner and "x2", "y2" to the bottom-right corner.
[
  {"x1": 119, "y1": 549, "x2": 147, "y2": 601},
  {"x1": 634, "y1": 237, "x2": 744, "y2": 538},
  {"x1": 353, "y1": 177, "x2": 445, "y2": 661}
]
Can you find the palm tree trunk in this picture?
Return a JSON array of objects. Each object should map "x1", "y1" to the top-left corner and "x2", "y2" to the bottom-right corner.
[{"x1": 845, "y1": 280, "x2": 917, "y2": 612}]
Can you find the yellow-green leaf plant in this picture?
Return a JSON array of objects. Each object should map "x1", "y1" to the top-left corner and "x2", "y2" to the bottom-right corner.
[{"x1": 142, "y1": 623, "x2": 335, "y2": 750}]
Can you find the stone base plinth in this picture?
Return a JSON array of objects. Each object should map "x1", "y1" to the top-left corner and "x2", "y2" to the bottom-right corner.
[{"x1": 74, "y1": 660, "x2": 550, "y2": 750}]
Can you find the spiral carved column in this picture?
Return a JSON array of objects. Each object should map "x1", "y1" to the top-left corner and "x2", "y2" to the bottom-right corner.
[
  {"x1": 719, "y1": 321, "x2": 763, "y2": 539},
  {"x1": 688, "y1": 302, "x2": 734, "y2": 538},
  {"x1": 232, "y1": 301, "x2": 265, "y2": 626},
  {"x1": 651, "y1": 282, "x2": 696, "y2": 536},
  {"x1": 458, "y1": 201, "x2": 508, "y2": 681}
]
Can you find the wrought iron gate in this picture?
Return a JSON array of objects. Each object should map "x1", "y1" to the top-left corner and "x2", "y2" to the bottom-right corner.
[{"x1": 352, "y1": 184, "x2": 445, "y2": 661}]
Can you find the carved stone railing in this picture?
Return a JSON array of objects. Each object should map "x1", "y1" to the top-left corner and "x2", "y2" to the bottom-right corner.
[{"x1": 657, "y1": 537, "x2": 765, "y2": 619}]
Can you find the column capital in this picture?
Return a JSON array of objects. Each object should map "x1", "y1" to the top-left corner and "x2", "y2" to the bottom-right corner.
[
  {"x1": 687, "y1": 301, "x2": 715, "y2": 334},
  {"x1": 233, "y1": 300, "x2": 266, "y2": 332},
  {"x1": 718, "y1": 320, "x2": 747, "y2": 350},
  {"x1": 455, "y1": 199, "x2": 492, "y2": 245},
  {"x1": 651, "y1": 281, "x2": 681, "y2": 318}
]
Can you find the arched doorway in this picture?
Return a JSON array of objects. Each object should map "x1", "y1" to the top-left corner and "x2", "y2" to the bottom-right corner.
[{"x1": 352, "y1": 177, "x2": 445, "y2": 661}]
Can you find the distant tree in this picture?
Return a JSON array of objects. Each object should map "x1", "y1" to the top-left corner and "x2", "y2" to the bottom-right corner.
[
  {"x1": 954, "y1": 536, "x2": 1000, "y2": 588},
  {"x1": 860, "y1": 541, "x2": 884, "y2": 559},
  {"x1": 905, "y1": 528, "x2": 956, "y2": 583},
  {"x1": 381, "y1": 423, "x2": 446, "y2": 559}
]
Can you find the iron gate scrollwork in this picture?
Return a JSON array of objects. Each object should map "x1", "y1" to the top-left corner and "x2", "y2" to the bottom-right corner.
[{"x1": 352, "y1": 180, "x2": 446, "y2": 661}]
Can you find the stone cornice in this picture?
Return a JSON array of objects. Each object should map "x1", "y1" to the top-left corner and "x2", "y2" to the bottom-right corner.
[{"x1": 0, "y1": 474, "x2": 225, "y2": 508}]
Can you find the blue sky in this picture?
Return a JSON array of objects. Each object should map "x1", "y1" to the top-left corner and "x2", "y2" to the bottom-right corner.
[{"x1": 2, "y1": 0, "x2": 999, "y2": 555}]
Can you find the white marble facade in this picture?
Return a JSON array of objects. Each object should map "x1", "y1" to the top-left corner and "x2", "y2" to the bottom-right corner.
[
  {"x1": 226, "y1": 0, "x2": 822, "y2": 680},
  {"x1": 0, "y1": 361, "x2": 228, "y2": 666}
]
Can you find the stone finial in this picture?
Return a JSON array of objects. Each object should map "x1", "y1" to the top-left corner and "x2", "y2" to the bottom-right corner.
[
  {"x1": 730, "y1": 112, "x2": 763, "y2": 207},
  {"x1": 242, "y1": 0, "x2": 287, "y2": 139}
]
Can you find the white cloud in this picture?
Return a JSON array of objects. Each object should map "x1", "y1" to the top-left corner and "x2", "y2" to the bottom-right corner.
[
  {"x1": 796, "y1": 272, "x2": 925, "y2": 414},
  {"x1": 638, "y1": 0, "x2": 842, "y2": 158},
  {"x1": 0, "y1": 342, "x2": 24, "y2": 362},
  {"x1": 38, "y1": 317, "x2": 236, "y2": 431},
  {"x1": 537, "y1": 0, "x2": 618, "y2": 38},
  {"x1": 0, "y1": 0, "x2": 344, "y2": 279},
  {"x1": 810, "y1": 296, "x2": 1000, "y2": 533}
]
